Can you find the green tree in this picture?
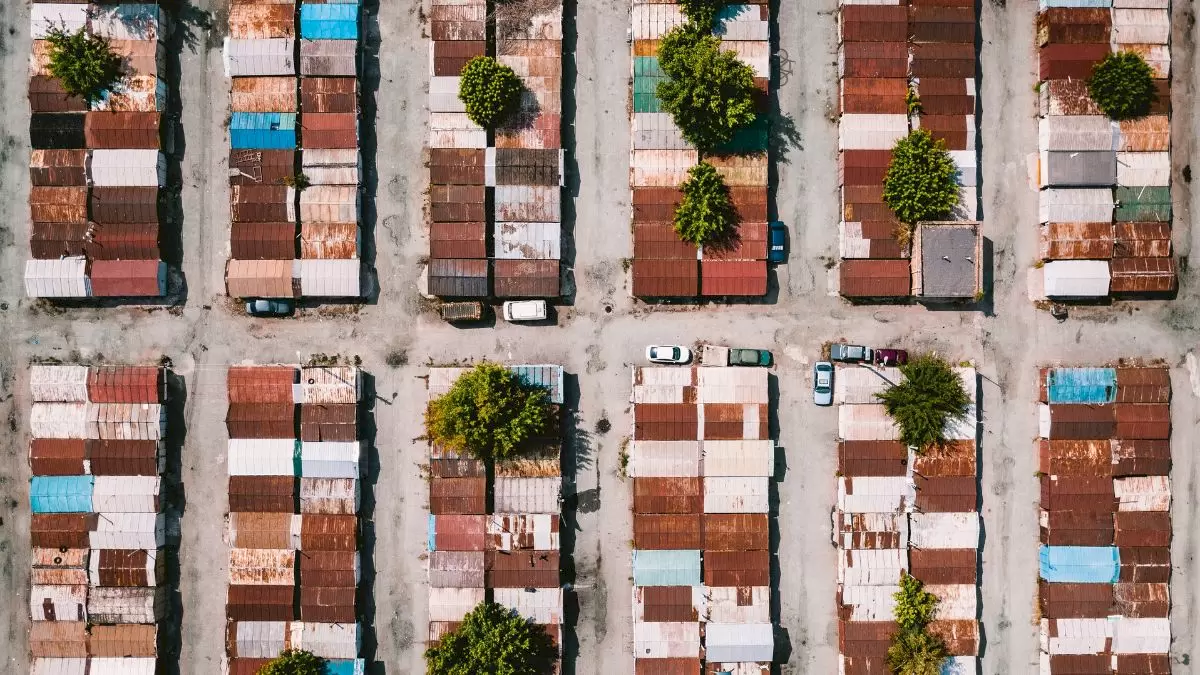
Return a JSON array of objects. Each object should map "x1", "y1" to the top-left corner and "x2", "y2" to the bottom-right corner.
[
  {"x1": 425, "y1": 602, "x2": 557, "y2": 675},
  {"x1": 655, "y1": 27, "x2": 758, "y2": 151},
  {"x1": 257, "y1": 650, "x2": 324, "y2": 675},
  {"x1": 425, "y1": 362, "x2": 551, "y2": 461},
  {"x1": 458, "y1": 56, "x2": 524, "y2": 129},
  {"x1": 893, "y1": 572, "x2": 939, "y2": 632},
  {"x1": 1087, "y1": 51, "x2": 1157, "y2": 121},
  {"x1": 882, "y1": 130, "x2": 960, "y2": 226},
  {"x1": 679, "y1": 0, "x2": 728, "y2": 29},
  {"x1": 674, "y1": 161, "x2": 736, "y2": 246},
  {"x1": 886, "y1": 629, "x2": 949, "y2": 675},
  {"x1": 875, "y1": 353, "x2": 971, "y2": 452},
  {"x1": 44, "y1": 26, "x2": 124, "y2": 104}
]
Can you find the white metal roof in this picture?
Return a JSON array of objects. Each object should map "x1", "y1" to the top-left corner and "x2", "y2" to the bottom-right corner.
[
  {"x1": 838, "y1": 548, "x2": 907, "y2": 586},
  {"x1": 300, "y1": 441, "x2": 361, "y2": 479},
  {"x1": 703, "y1": 476, "x2": 769, "y2": 513},
  {"x1": 224, "y1": 38, "x2": 296, "y2": 77},
  {"x1": 299, "y1": 366, "x2": 361, "y2": 403},
  {"x1": 25, "y1": 258, "x2": 90, "y2": 298},
  {"x1": 697, "y1": 367, "x2": 769, "y2": 404},
  {"x1": 89, "y1": 403, "x2": 164, "y2": 441},
  {"x1": 92, "y1": 475, "x2": 160, "y2": 513},
  {"x1": 30, "y1": 584, "x2": 86, "y2": 621},
  {"x1": 30, "y1": 365, "x2": 90, "y2": 403},
  {"x1": 302, "y1": 149, "x2": 361, "y2": 186},
  {"x1": 1039, "y1": 116, "x2": 1117, "y2": 151},
  {"x1": 1041, "y1": 618, "x2": 1111, "y2": 655},
  {"x1": 428, "y1": 587, "x2": 485, "y2": 622},
  {"x1": 91, "y1": 5, "x2": 165, "y2": 41},
  {"x1": 834, "y1": 367, "x2": 902, "y2": 405},
  {"x1": 630, "y1": 3, "x2": 686, "y2": 40},
  {"x1": 631, "y1": 113, "x2": 689, "y2": 151},
  {"x1": 488, "y1": 513, "x2": 560, "y2": 551},
  {"x1": 706, "y1": 585, "x2": 770, "y2": 624},
  {"x1": 629, "y1": 441, "x2": 701, "y2": 477},
  {"x1": 701, "y1": 440, "x2": 774, "y2": 477},
  {"x1": 31, "y1": 659, "x2": 88, "y2": 675},
  {"x1": 297, "y1": 259, "x2": 361, "y2": 297},
  {"x1": 1042, "y1": 260, "x2": 1111, "y2": 298},
  {"x1": 1039, "y1": 188, "x2": 1114, "y2": 223},
  {"x1": 635, "y1": 366, "x2": 696, "y2": 388},
  {"x1": 300, "y1": 477, "x2": 360, "y2": 501},
  {"x1": 31, "y1": 4, "x2": 88, "y2": 38},
  {"x1": 720, "y1": 41, "x2": 769, "y2": 77},
  {"x1": 909, "y1": 512, "x2": 979, "y2": 549},
  {"x1": 632, "y1": 621, "x2": 700, "y2": 658},
  {"x1": 1110, "y1": 616, "x2": 1170, "y2": 654},
  {"x1": 234, "y1": 620, "x2": 289, "y2": 658},
  {"x1": 494, "y1": 587, "x2": 563, "y2": 624},
  {"x1": 835, "y1": 512, "x2": 909, "y2": 550},
  {"x1": 841, "y1": 583, "x2": 897, "y2": 621},
  {"x1": 1114, "y1": 476, "x2": 1171, "y2": 512},
  {"x1": 494, "y1": 477, "x2": 561, "y2": 513},
  {"x1": 633, "y1": 384, "x2": 690, "y2": 404},
  {"x1": 926, "y1": 584, "x2": 978, "y2": 620},
  {"x1": 228, "y1": 439, "x2": 296, "y2": 476},
  {"x1": 838, "y1": 476, "x2": 913, "y2": 513},
  {"x1": 839, "y1": 115, "x2": 908, "y2": 151},
  {"x1": 293, "y1": 622, "x2": 361, "y2": 660},
  {"x1": 30, "y1": 403, "x2": 90, "y2": 439},
  {"x1": 87, "y1": 659, "x2": 158, "y2": 675},
  {"x1": 429, "y1": 76, "x2": 465, "y2": 113},
  {"x1": 89, "y1": 149, "x2": 166, "y2": 187},
  {"x1": 838, "y1": 404, "x2": 901, "y2": 441},
  {"x1": 89, "y1": 512, "x2": 166, "y2": 549},
  {"x1": 494, "y1": 222, "x2": 562, "y2": 260},
  {"x1": 1117, "y1": 151, "x2": 1170, "y2": 187},
  {"x1": 1112, "y1": 8, "x2": 1170, "y2": 44},
  {"x1": 87, "y1": 586, "x2": 164, "y2": 624},
  {"x1": 704, "y1": 623, "x2": 774, "y2": 662},
  {"x1": 429, "y1": 113, "x2": 486, "y2": 149}
]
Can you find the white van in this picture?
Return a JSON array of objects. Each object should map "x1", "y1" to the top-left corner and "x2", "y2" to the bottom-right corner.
[{"x1": 502, "y1": 300, "x2": 547, "y2": 322}]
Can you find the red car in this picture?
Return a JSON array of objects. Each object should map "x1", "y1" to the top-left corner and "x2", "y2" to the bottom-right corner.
[{"x1": 874, "y1": 349, "x2": 909, "y2": 366}]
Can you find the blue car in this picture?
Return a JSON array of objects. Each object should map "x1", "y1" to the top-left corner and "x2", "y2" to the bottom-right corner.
[{"x1": 769, "y1": 221, "x2": 788, "y2": 263}]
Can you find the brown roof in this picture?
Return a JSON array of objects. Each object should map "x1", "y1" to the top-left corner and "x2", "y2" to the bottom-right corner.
[
  {"x1": 1040, "y1": 475, "x2": 1116, "y2": 512},
  {"x1": 840, "y1": 41, "x2": 908, "y2": 78},
  {"x1": 633, "y1": 514, "x2": 702, "y2": 550},
  {"x1": 1041, "y1": 509, "x2": 1114, "y2": 546},
  {"x1": 913, "y1": 475, "x2": 977, "y2": 512},
  {"x1": 1039, "y1": 43, "x2": 1109, "y2": 80},
  {"x1": 89, "y1": 623, "x2": 157, "y2": 657},
  {"x1": 701, "y1": 260, "x2": 767, "y2": 296},
  {"x1": 919, "y1": 114, "x2": 970, "y2": 150},
  {"x1": 927, "y1": 619, "x2": 978, "y2": 656},
  {"x1": 89, "y1": 439, "x2": 160, "y2": 476},
  {"x1": 431, "y1": 40, "x2": 486, "y2": 76},
  {"x1": 430, "y1": 184, "x2": 486, "y2": 222},
  {"x1": 430, "y1": 514, "x2": 487, "y2": 552},
  {"x1": 1114, "y1": 512, "x2": 1171, "y2": 548},
  {"x1": 226, "y1": 402, "x2": 296, "y2": 438},
  {"x1": 232, "y1": 185, "x2": 293, "y2": 223},
  {"x1": 840, "y1": 259, "x2": 910, "y2": 297},
  {"x1": 633, "y1": 223, "x2": 698, "y2": 261},
  {"x1": 841, "y1": 77, "x2": 907, "y2": 114},
  {"x1": 1039, "y1": 581, "x2": 1114, "y2": 619},
  {"x1": 300, "y1": 403, "x2": 357, "y2": 442},
  {"x1": 29, "y1": 438, "x2": 87, "y2": 475},
  {"x1": 1112, "y1": 439, "x2": 1171, "y2": 477},
  {"x1": 1109, "y1": 257, "x2": 1177, "y2": 294},
  {"x1": 1118, "y1": 546, "x2": 1170, "y2": 584},
  {"x1": 909, "y1": 548, "x2": 976, "y2": 585},
  {"x1": 1036, "y1": 439, "x2": 1113, "y2": 477},
  {"x1": 911, "y1": 440, "x2": 975, "y2": 477},
  {"x1": 91, "y1": 187, "x2": 159, "y2": 224},
  {"x1": 429, "y1": 149, "x2": 486, "y2": 185},
  {"x1": 632, "y1": 187, "x2": 682, "y2": 223},
  {"x1": 1115, "y1": 654, "x2": 1172, "y2": 673},
  {"x1": 486, "y1": 550, "x2": 560, "y2": 588},
  {"x1": 84, "y1": 112, "x2": 161, "y2": 149},
  {"x1": 910, "y1": 43, "x2": 975, "y2": 78},
  {"x1": 89, "y1": 259, "x2": 163, "y2": 297},
  {"x1": 431, "y1": 477, "x2": 487, "y2": 515},
  {"x1": 702, "y1": 513, "x2": 769, "y2": 551},
  {"x1": 704, "y1": 403, "x2": 767, "y2": 441},
  {"x1": 299, "y1": 222, "x2": 358, "y2": 259},
  {"x1": 1046, "y1": 404, "x2": 1116, "y2": 440},
  {"x1": 908, "y1": 5, "x2": 975, "y2": 43},
  {"x1": 839, "y1": 440, "x2": 908, "y2": 477},
  {"x1": 228, "y1": 366, "x2": 297, "y2": 403},
  {"x1": 299, "y1": 550, "x2": 360, "y2": 587},
  {"x1": 31, "y1": 513, "x2": 94, "y2": 549},
  {"x1": 300, "y1": 514, "x2": 358, "y2": 551},
  {"x1": 30, "y1": 149, "x2": 87, "y2": 186},
  {"x1": 231, "y1": 222, "x2": 297, "y2": 260},
  {"x1": 635, "y1": 659, "x2": 701, "y2": 675},
  {"x1": 840, "y1": 5, "x2": 907, "y2": 42},
  {"x1": 1036, "y1": 8, "x2": 1110, "y2": 46},
  {"x1": 88, "y1": 366, "x2": 161, "y2": 403},
  {"x1": 1113, "y1": 582, "x2": 1169, "y2": 618},
  {"x1": 301, "y1": 113, "x2": 358, "y2": 149},
  {"x1": 1039, "y1": 222, "x2": 1115, "y2": 260},
  {"x1": 635, "y1": 403, "x2": 698, "y2": 441},
  {"x1": 702, "y1": 223, "x2": 768, "y2": 262},
  {"x1": 229, "y1": 475, "x2": 295, "y2": 512},
  {"x1": 839, "y1": 620, "x2": 895, "y2": 657},
  {"x1": 840, "y1": 150, "x2": 892, "y2": 186},
  {"x1": 1113, "y1": 222, "x2": 1171, "y2": 259},
  {"x1": 494, "y1": 259, "x2": 560, "y2": 298},
  {"x1": 231, "y1": 77, "x2": 297, "y2": 113},
  {"x1": 230, "y1": 149, "x2": 297, "y2": 186},
  {"x1": 430, "y1": 221, "x2": 487, "y2": 259},
  {"x1": 95, "y1": 549, "x2": 155, "y2": 587},
  {"x1": 30, "y1": 186, "x2": 88, "y2": 224},
  {"x1": 30, "y1": 621, "x2": 88, "y2": 658},
  {"x1": 633, "y1": 477, "x2": 702, "y2": 514},
  {"x1": 429, "y1": 458, "x2": 485, "y2": 479},
  {"x1": 302, "y1": 77, "x2": 358, "y2": 113},
  {"x1": 703, "y1": 549, "x2": 770, "y2": 586},
  {"x1": 632, "y1": 259, "x2": 698, "y2": 297},
  {"x1": 1113, "y1": 403, "x2": 1171, "y2": 440},
  {"x1": 228, "y1": 584, "x2": 295, "y2": 621},
  {"x1": 228, "y1": 659, "x2": 274, "y2": 675},
  {"x1": 29, "y1": 75, "x2": 87, "y2": 113},
  {"x1": 638, "y1": 586, "x2": 698, "y2": 622},
  {"x1": 230, "y1": 512, "x2": 295, "y2": 549},
  {"x1": 229, "y1": 3, "x2": 296, "y2": 39},
  {"x1": 299, "y1": 585, "x2": 357, "y2": 622}
]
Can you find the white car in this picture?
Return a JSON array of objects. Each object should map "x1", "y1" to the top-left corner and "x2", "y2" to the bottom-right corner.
[
  {"x1": 813, "y1": 361, "x2": 834, "y2": 406},
  {"x1": 502, "y1": 300, "x2": 547, "y2": 322},
  {"x1": 646, "y1": 345, "x2": 692, "y2": 364}
]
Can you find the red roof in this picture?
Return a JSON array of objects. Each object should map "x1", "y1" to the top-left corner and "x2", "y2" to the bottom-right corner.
[
  {"x1": 88, "y1": 366, "x2": 161, "y2": 403},
  {"x1": 840, "y1": 259, "x2": 910, "y2": 297},
  {"x1": 701, "y1": 260, "x2": 767, "y2": 296},
  {"x1": 632, "y1": 259, "x2": 698, "y2": 298}
]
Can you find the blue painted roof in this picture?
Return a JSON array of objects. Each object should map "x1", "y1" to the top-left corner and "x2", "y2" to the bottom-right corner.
[
  {"x1": 510, "y1": 365, "x2": 564, "y2": 404},
  {"x1": 1048, "y1": 367, "x2": 1116, "y2": 404},
  {"x1": 428, "y1": 514, "x2": 437, "y2": 552},
  {"x1": 632, "y1": 549, "x2": 701, "y2": 587},
  {"x1": 31, "y1": 475, "x2": 94, "y2": 513},
  {"x1": 301, "y1": 4, "x2": 359, "y2": 40},
  {"x1": 231, "y1": 112, "x2": 297, "y2": 131},
  {"x1": 1039, "y1": 546, "x2": 1119, "y2": 584},
  {"x1": 324, "y1": 659, "x2": 366, "y2": 675},
  {"x1": 230, "y1": 113, "x2": 297, "y2": 150}
]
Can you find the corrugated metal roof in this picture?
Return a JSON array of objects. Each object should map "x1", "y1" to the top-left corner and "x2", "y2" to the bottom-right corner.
[
  {"x1": 428, "y1": 550, "x2": 485, "y2": 587},
  {"x1": 493, "y1": 476, "x2": 560, "y2": 513},
  {"x1": 631, "y1": 259, "x2": 698, "y2": 298},
  {"x1": 228, "y1": 438, "x2": 296, "y2": 476},
  {"x1": 705, "y1": 623, "x2": 774, "y2": 663},
  {"x1": 230, "y1": 548, "x2": 296, "y2": 585},
  {"x1": 87, "y1": 623, "x2": 156, "y2": 657},
  {"x1": 493, "y1": 587, "x2": 563, "y2": 624},
  {"x1": 1042, "y1": 260, "x2": 1111, "y2": 297},
  {"x1": 633, "y1": 549, "x2": 701, "y2": 587},
  {"x1": 92, "y1": 475, "x2": 159, "y2": 512},
  {"x1": 301, "y1": 39, "x2": 357, "y2": 77},
  {"x1": 633, "y1": 621, "x2": 700, "y2": 659},
  {"x1": 300, "y1": 476, "x2": 360, "y2": 515},
  {"x1": 493, "y1": 259, "x2": 560, "y2": 298},
  {"x1": 910, "y1": 512, "x2": 979, "y2": 549},
  {"x1": 229, "y1": 4, "x2": 296, "y2": 39},
  {"x1": 30, "y1": 365, "x2": 90, "y2": 403},
  {"x1": 700, "y1": 440, "x2": 774, "y2": 477},
  {"x1": 224, "y1": 38, "x2": 296, "y2": 77}
]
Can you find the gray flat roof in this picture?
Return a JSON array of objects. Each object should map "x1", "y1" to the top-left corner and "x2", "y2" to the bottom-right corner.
[{"x1": 921, "y1": 224, "x2": 979, "y2": 298}]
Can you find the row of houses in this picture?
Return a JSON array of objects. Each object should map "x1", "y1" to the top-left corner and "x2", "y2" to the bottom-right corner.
[
  {"x1": 833, "y1": 365, "x2": 980, "y2": 674},
  {"x1": 835, "y1": 0, "x2": 983, "y2": 301},
  {"x1": 223, "y1": 365, "x2": 366, "y2": 674},
  {"x1": 628, "y1": 366, "x2": 775, "y2": 673},
  {"x1": 222, "y1": 1, "x2": 363, "y2": 301},
  {"x1": 425, "y1": 0, "x2": 565, "y2": 300},
  {"x1": 628, "y1": 1, "x2": 771, "y2": 299},
  {"x1": 1035, "y1": 366, "x2": 1171, "y2": 674},
  {"x1": 425, "y1": 366, "x2": 565, "y2": 671},
  {"x1": 25, "y1": 3, "x2": 170, "y2": 299},
  {"x1": 1031, "y1": 4, "x2": 1177, "y2": 298},
  {"x1": 27, "y1": 365, "x2": 172, "y2": 674}
]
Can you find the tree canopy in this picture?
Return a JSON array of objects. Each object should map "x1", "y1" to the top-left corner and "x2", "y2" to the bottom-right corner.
[
  {"x1": 893, "y1": 572, "x2": 939, "y2": 633},
  {"x1": 425, "y1": 602, "x2": 557, "y2": 675},
  {"x1": 1087, "y1": 51, "x2": 1157, "y2": 121},
  {"x1": 875, "y1": 353, "x2": 971, "y2": 452},
  {"x1": 656, "y1": 25, "x2": 758, "y2": 151},
  {"x1": 678, "y1": 0, "x2": 728, "y2": 29},
  {"x1": 886, "y1": 628, "x2": 949, "y2": 675},
  {"x1": 257, "y1": 650, "x2": 324, "y2": 675},
  {"x1": 44, "y1": 26, "x2": 124, "y2": 104},
  {"x1": 674, "y1": 160, "x2": 737, "y2": 246},
  {"x1": 425, "y1": 362, "x2": 552, "y2": 461},
  {"x1": 458, "y1": 56, "x2": 524, "y2": 129},
  {"x1": 882, "y1": 130, "x2": 960, "y2": 226}
]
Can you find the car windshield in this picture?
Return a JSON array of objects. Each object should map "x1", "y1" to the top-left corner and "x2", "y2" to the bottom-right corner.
[{"x1": 670, "y1": 347, "x2": 680, "y2": 359}]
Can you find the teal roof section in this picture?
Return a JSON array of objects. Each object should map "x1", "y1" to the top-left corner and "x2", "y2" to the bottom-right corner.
[
  {"x1": 1047, "y1": 367, "x2": 1116, "y2": 404},
  {"x1": 633, "y1": 57, "x2": 666, "y2": 114},
  {"x1": 300, "y1": 3, "x2": 360, "y2": 40},
  {"x1": 714, "y1": 114, "x2": 769, "y2": 154},
  {"x1": 1039, "y1": 545, "x2": 1119, "y2": 584},
  {"x1": 31, "y1": 475, "x2": 94, "y2": 513},
  {"x1": 633, "y1": 549, "x2": 701, "y2": 587},
  {"x1": 510, "y1": 364, "x2": 564, "y2": 404},
  {"x1": 1114, "y1": 186, "x2": 1171, "y2": 223}
]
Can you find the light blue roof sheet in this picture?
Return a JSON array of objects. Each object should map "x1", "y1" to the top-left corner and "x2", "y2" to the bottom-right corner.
[
  {"x1": 1048, "y1": 367, "x2": 1116, "y2": 404},
  {"x1": 300, "y1": 4, "x2": 360, "y2": 40},
  {"x1": 1039, "y1": 545, "x2": 1120, "y2": 584},
  {"x1": 633, "y1": 549, "x2": 701, "y2": 587},
  {"x1": 31, "y1": 475, "x2": 94, "y2": 513}
]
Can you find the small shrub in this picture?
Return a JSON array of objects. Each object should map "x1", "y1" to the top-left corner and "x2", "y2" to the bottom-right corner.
[
  {"x1": 257, "y1": 649, "x2": 324, "y2": 675},
  {"x1": 386, "y1": 349, "x2": 408, "y2": 368},
  {"x1": 674, "y1": 161, "x2": 736, "y2": 246},
  {"x1": 883, "y1": 130, "x2": 960, "y2": 225},
  {"x1": 281, "y1": 172, "x2": 311, "y2": 190},
  {"x1": 458, "y1": 56, "x2": 524, "y2": 129},
  {"x1": 905, "y1": 87, "x2": 922, "y2": 115},
  {"x1": 44, "y1": 26, "x2": 124, "y2": 103},
  {"x1": 1088, "y1": 51, "x2": 1157, "y2": 121}
]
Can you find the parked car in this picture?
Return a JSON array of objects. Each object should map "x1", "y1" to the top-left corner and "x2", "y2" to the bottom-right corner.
[
  {"x1": 813, "y1": 361, "x2": 833, "y2": 406},
  {"x1": 502, "y1": 300, "x2": 547, "y2": 322},
  {"x1": 246, "y1": 298, "x2": 294, "y2": 317},
  {"x1": 768, "y1": 221, "x2": 788, "y2": 264},
  {"x1": 874, "y1": 349, "x2": 909, "y2": 367},
  {"x1": 646, "y1": 345, "x2": 692, "y2": 364},
  {"x1": 830, "y1": 343, "x2": 873, "y2": 363},
  {"x1": 729, "y1": 348, "x2": 772, "y2": 367}
]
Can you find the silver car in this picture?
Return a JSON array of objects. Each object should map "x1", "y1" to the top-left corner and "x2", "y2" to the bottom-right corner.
[
  {"x1": 646, "y1": 345, "x2": 692, "y2": 364},
  {"x1": 813, "y1": 361, "x2": 834, "y2": 406}
]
